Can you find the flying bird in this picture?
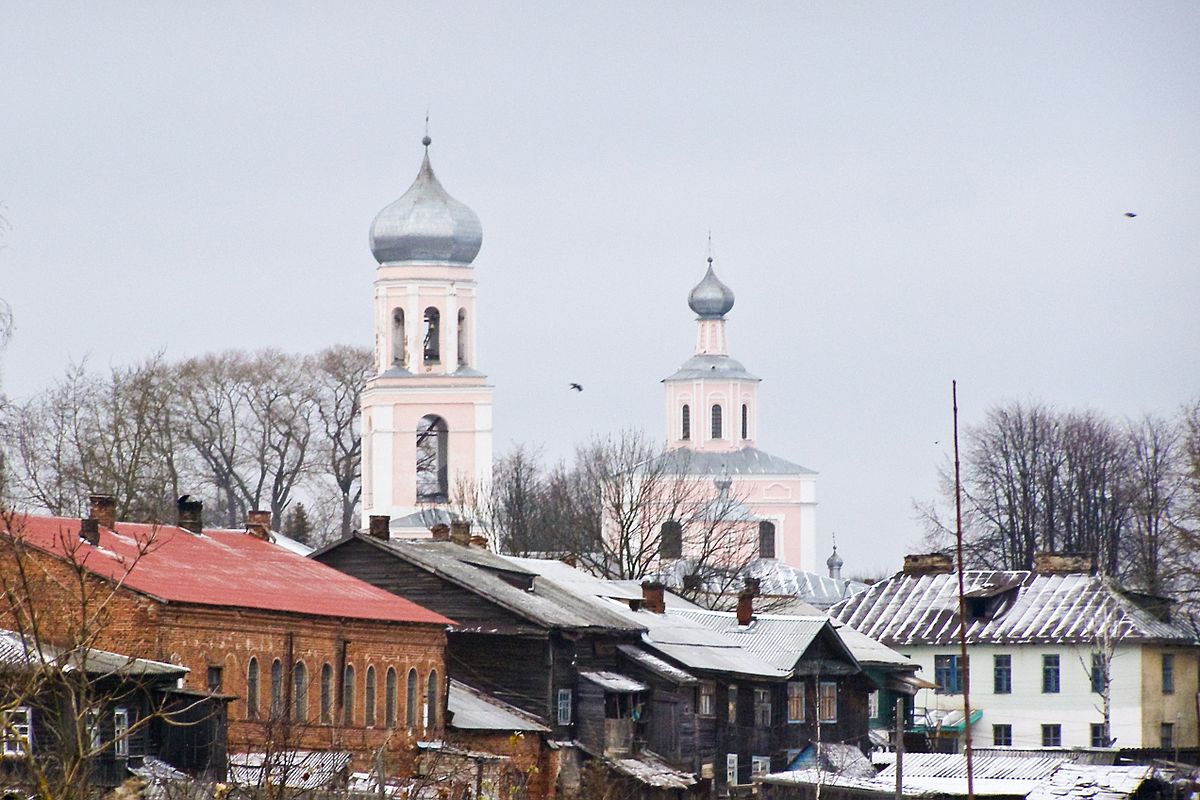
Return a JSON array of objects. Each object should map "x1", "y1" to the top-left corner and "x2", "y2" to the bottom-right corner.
[
  {"x1": 568, "y1": 383, "x2": 583, "y2": 392},
  {"x1": 1124, "y1": 212, "x2": 1137, "y2": 218}
]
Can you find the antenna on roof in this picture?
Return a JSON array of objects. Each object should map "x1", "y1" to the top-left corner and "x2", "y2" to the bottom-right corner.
[{"x1": 952, "y1": 380, "x2": 975, "y2": 800}]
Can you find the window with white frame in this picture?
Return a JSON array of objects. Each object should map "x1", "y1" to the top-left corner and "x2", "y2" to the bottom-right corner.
[
  {"x1": 2, "y1": 707, "x2": 32, "y2": 757},
  {"x1": 787, "y1": 682, "x2": 805, "y2": 722},
  {"x1": 113, "y1": 708, "x2": 131, "y2": 757},
  {"x1": 698, "y1": 682, "x2": 715, "y2": 717},
  {"x1": 86, "y1": 709, "x2": 101, "y2": 750},
  {"x1": 557, "y1": 689, "x2": 572, "y2": 726},
  {"x1": 726, "y1": 753, "x2": 738, "y2": 785},
  {"x1": 751, "y1": 756, "x2": 771, "y2": 777},
  {"x1": 818, "y1": 682, "x2": 837, "y2": 722},
  {"x1": 867, "y1": 690, "x2": 879, "y2": 720}
]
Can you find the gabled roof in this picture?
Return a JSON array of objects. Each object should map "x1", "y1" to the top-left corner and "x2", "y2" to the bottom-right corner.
[
  {"x1": 326, "y1": 536, "x2": 643, "y2": 633},
  {"x1": 668, "y1": 609, "x2": 860, "y2": 674},
  {"x1": 5, "y1": 514, "x2": 451, "y2": 626},
  {"x1": 829, "y1": 570, "x2": 1197, "y2": 646},
  {"x1": 448, "y1": 680, "x2": 549, "y2": 733}
]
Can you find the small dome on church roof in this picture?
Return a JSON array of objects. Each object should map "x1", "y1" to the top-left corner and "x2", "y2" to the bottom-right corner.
[
  {"x1": 369, "y1": 138, "x2": 482, "y2": 266},
  {"x1": 826, "y1": 546, "x2": 844, "y2": 570},
  {"x1": 688, "y1": 259, "x2": 735, "y2": 318}
]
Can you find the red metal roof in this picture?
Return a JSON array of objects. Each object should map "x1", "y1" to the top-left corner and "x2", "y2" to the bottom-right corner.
[{"x1": 5, "y1": 514, "x2": 452, "y2": 627}]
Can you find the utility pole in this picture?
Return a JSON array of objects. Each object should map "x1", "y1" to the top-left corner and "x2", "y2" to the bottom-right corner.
[
  {"x1": 894, "y1": 697, "x2": 905, "y2": 800},
  {"x1": 952, "y1": 380, "x2": 975, "y2": 800}
]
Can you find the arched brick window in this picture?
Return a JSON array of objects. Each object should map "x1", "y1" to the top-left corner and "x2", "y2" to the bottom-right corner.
[
  {"x1": 293, "y1": 662, "x2": 308, "y2": 722},
  {"x1": 425, "y1": 669, "x2": 439, "y2": 729},
  {"x1": 406, "y1": 668, "x2": 419, "y2": 730},
  {"x1": 711, "y1": 405, "x2": 723, "y2": 439},
  {"x1": 342, "y1": 664, "x2": 356, "y2": 726},
  {"x1": 416, "y1": 414, "x2": 449, "y2": 502},
  {"x1": 246, "y1": 658, "x2": 259, "y2": 719},
  {"x1": 365, "y1": 666, "x2": 377, "y2": 727},
  {"x1": 320, "y1": 663, "x2": 333, "y2": 724},
  {"x1": 758, "y1": 521, "x2": 776, "y2": 560},
  {"x1": 269, "y1": 659, "x2": 283, "y2": 719},
  {"x1": 386, "y1": 667, "x2": 397, "y2": 728},
  {"x1": 741, "y1": 404, "x2": 749, "y2": 439}
]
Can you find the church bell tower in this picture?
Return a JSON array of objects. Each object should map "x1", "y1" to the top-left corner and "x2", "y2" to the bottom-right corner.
[{"x1": 360, "y1": 136, "x2": 493, "y2": 534}]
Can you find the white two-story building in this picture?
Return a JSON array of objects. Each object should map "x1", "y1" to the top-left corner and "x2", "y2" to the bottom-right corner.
[{"x1": 829, "y1": 553, "x2": 1199, "y2": 753}]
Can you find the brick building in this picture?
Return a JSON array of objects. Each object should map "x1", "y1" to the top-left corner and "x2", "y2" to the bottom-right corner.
[{"x1": 0, "y1": 497, "x2": 452, "y2": 775}]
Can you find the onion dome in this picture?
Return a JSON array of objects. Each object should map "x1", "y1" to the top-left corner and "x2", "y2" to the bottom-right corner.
[
  {"x1": 687, "y1": 258, "x2": 735, "y2": 318},
  {"x1": 826, "y1": 546, "x2": 844, "y2": 571},
  {"x1": 369, "y1": 137, "x2": 482, "y2": 265}
]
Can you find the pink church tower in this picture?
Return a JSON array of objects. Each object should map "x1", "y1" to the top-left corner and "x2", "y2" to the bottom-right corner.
[
  {"x1": 360, "y1": 136, "x2": 493, "y2": 535},
  {"x1": 661, "y1": 256, "x2": 817, "y2": 570}
]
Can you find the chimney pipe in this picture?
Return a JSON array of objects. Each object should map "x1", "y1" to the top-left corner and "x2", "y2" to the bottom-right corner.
[
  {"x1": 736, "y1": 591, "x2": 754, "y2": 626},
  {"x1": 430, "y1": 523, "x2": 451, "y2": 542},
  {"x1": 449, "y1": 520, "x2": 471, "y2": 547},
  {"x1": 902, "y1": 552, "x2": 955, "y2": 576},
  {"x1": 80, "y1": 518, "x2": 100, "y2": 547},
  {"x1": 89, "y1": 494, "x2": 116, "y2": 530},
  {"x1": 744, "y1": 576, "x2": 761, "y2": 597},
  {"x1": 469, "y1": 534, "x2": 489, "y2": 550},
  {"x1": 245, "y1": 510, "x2": 271, "y2": 541},
  {"x1": 683, "y1": 573, "x2": 703, "y2": 592},
  {"x1": 368, "y1": 515, "x2": 391, "y2": 540},
  {"x1": 1033, "y1": 552, "x2": 1095, "y2": 575},
  {"x1": 177, "y1": 495, "x2": 203, "y2": 534},
  {"x1": 641, "y1": 581, "x2": 666, "y2": 614}
]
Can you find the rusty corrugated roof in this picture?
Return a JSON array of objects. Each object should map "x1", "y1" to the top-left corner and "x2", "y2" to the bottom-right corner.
[{"x1": 6, "y1": 514, "x2": 452, "y2": 626}]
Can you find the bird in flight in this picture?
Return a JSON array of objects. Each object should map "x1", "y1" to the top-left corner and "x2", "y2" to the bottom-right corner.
[
  {"x1": 568, "y1": 383, "x2": 583, "y2": 392},
  {"x1": 1124, "y1": 212, "x2": 1137, "y2": 218}
]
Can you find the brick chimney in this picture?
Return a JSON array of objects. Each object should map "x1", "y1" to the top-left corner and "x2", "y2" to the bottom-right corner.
[
  {"x1": 177, "y1": 495, "x2": 203, "y2": 534},
  {"x1": 245, "y1": 510, "x2": 271, "y2": 541},
  {"x1": 744, "y1": 576, "x2": 761, "y2": 597},
  {"x1": 89, "y1": 494, "x2": 116, "y2": 530},
  {"x1": 683, "y1": 573, "x2": 703, "y2": 592},
  {"x1": 903, "y1": 552, "x2": 954, "y2": 576},
  {"x1": 1034, "y1": 552, "x2": 1095, "y2": 575},
  {"x1": 450, "y1": 520, "x2": 471, "y2": 547},
  {"x1": 430, "y1": 523, "x2": 451, "y2": 542},
  {"x1": 368, "y1": 515, "x2": 391, "y2": 540},
  {"x1": 736, "y1": 591, "x2": 754, "y2": 626},
  {"x1": 80, "y1": 518, "x2": 100, "y2": 547},
  {"x1": 470, "y1": 534, "x2": 489, "y2": 550},
  {"x1": 641, "y1": 581, "x2": 666, "y2": 614}
]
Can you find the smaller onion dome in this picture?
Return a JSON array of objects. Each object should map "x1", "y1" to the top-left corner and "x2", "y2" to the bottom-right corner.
[
  {"x1": 826, "y1": 545, "x2": 844, "y2": 579},
  {"x1": 688, "y1": 258, "x2": 735, "y2": 318},
  {"x1": 369, "y1": 137, "x2": 483, "y2": 265}
]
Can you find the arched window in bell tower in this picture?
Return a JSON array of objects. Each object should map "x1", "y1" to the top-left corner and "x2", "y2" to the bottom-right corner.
[
  {"x1": 416, "y1": 414, "x2": 449, "y2": 501},
  {"x1": 741, "y1": 404, "x2": 749, "y2": 440},
  {"x1": 711, "y1": 404, "x2": 723, "y2": 439},
  {"x1": 423, "y1": 307, "x2": 441, "y2": 364},
  {"x1": 457, "y1": 309, "x2": 468, "y2": 367},
  {"x1": 391, "y1": 308, "x2": 406, "y2": 366},
  {"x1": 681, "y1": 405, "x2": 691, "y2": 441}
]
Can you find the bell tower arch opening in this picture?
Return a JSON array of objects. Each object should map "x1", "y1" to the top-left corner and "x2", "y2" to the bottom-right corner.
[
  {"x1": 392, "y1": 308, "x2": 406, "y2": 367},
  {"x1": 415, "y1": 414, "x2": 449, "y2": 503}
]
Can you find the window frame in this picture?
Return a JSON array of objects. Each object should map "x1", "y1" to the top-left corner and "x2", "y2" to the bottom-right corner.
[
  {"x1": 1042, "y1": 654, "x2": 1060, "y2": 694},
  {"x1": 681, "y1": 404, "x2": 691, "y2": 441},
  {"x1": 711, "y1": 404, "x2": 723, "y2": 439},
  {"x1": 754, "y1": 687, "x2": 771, "y2": 727},
  {"x1": 1161, "y1": 722, "x2": 1174, "y2": 749},
  {"x1": 818, "y1": 681, "x2": 837, "y2": 723},
  {"x1": 426, "y1": 669, "x2": 439, "y2": 730},
  {"x1": 1090, "y1": 653, "x2": 1106, "y2": 694},
  {"x1": 934, "y1": 654, "x2": 963, "y2": 694},
  {"x1": 751, "y1": 756, "x2": 771, "y2": 777},
  {"x1": 557, "y1": 688, "x2": 573, "y2": 726},
  {"x1": 786, "y1": 681, "x2": 805, "y2": 723},
  {"x1": 246, "y1": 657, "x2": 260, "y2": 720},
  {"x1": 726, "y1": 753, "x2": 738, "y2": 786},
  {"x1": 2, "y1": 706, "x2": 32, "y2": 757},
  {"x1": 993, "y1": 654, "x2": 1012, "y2": 694},
  {"x1": 741, "y1": 404, "x2": 749, "y2": 440},
  {"x1": 342, "y1": 663, "x2": 355, "y2": 726},
  {"x1": 270, "y1": 658, "x2": 283, "y2": 718},
  {"x1": 293, "y1": 661, "x2": 308, "y2": 722},
  {"x1": 1041, "y1": 723, "x2": 1062, "y2": 747},
  {"x1": 698, "y1": 682, "x2": 716, "y2": 718},
  {"x1": 320, "y1": 663, "x2": 333, "y2": 724},
  {"x1": 113, "y1": 707, "x2": 131, "y2": 758},
  {"x1": 992, "y1": 724, "x2": 1012, "y2": 747},
  {"x1": 1162, "y1": 653, "x2": 1175, "y2": 694},
  {"x1": 385, "y1": 667, "x2": 397, "y2": 728},
  {"x1": 1091, "y1": 722, "x2": 1110, "y2": 748},
  {"x1": 365, "y1": 666, "x2": 377, "y2": 727}
]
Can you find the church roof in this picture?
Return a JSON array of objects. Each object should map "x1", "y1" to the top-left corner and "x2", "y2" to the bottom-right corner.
[
  {"x1": 662, "y1": 353, "x2": 760, "y2": 382},
  {"x1": 369, "y1": 137, "x2": 482, "y2": 265},
  {"x1": 652, "y1": 446, "x2": 816, "y2": 476}
]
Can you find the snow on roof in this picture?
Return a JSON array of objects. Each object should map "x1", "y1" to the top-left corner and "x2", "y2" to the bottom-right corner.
[
  {"x1": 616, "y1": 643, "x2": 698, "y2": 685},
  {"x1": 1025, "y1": 764, "x2": 1158, "y2": 800},
  {"x1": 0, "y1": 627, "x2": 186, "y2": 678},
  {"x1": 830, "y1": 570, "x2": 1197, "y2": 646},
  {"x1": 6, "y1": 514, "x2": 452, "y2": 626},
  {"x1": 579, "y1": 671, "x2": 648, "y2": 693},
  {"x1": 668, "y1": 608, "x2": 832, "y2": 672}
]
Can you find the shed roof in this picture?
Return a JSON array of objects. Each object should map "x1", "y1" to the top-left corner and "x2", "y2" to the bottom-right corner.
[
  {"x1": 829, "y1": 570, "x2": 1197, "y2": 646},
  {"x1": 6, "y1": 514, "x2": 451, "y2": 626},
  {"x1": 616, "y1": 644, "x2": 698, "y2": 685},
  {"x1": 1025, "y1": 764, "x2": 1157, "y2": 800},
  {"x1": 448, "y1": 680, "x2": 550, "y2": 732},
  {"x1": 0, "y1": 627, "x2": 186, "y2": 679},
  {"x1": 579, "y1": 671, "x2": 649, "y2": 692}
]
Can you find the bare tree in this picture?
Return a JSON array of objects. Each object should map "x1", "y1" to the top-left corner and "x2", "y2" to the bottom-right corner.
[{"x1": 310, "y1": 345, "x2": 372, "y2": 540}]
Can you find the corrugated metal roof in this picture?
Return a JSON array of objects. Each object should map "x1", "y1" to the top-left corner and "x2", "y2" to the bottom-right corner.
[
  {"x1": 448, "y1": 680, "x2": 549, "y2": 732},
  {"x1": 0, "y1": 627, "x2": 186, "y2": 678},
  {"x1": 8, "y1": 514, "x2": 451, "y2": 626},
  {"x1": 505, "y1": 556, "x2": 643, "y2": 601},
  {"x1": 229, "y1": 750, "x2": 352, "y2": 790},
  {"x1": 669, "y1": 609, "x2": 830, "y2": 671},
  {"x1": 1026, "y1": 764, "x2": 1156, "y2": 800},
  {"x1": 601, "y1": 750, "x2": 698, "y2": 789},
  {"x1": 829, "y1": 571, "x2": 1198, "y2": 646},
  {"x1": 579, "y1": 671, "x2": 648, "y2": 693}
]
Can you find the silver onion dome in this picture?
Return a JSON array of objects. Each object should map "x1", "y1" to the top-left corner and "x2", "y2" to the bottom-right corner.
[
  {"x1": 369, "y1": 138, "x2": 483, "y2": 265},
  {"x1": 826, "y1": 546, "x2": 844, "y2": 570},
  {"x1": 687, "y1": 258, "x2": 735, "y2": 318}
]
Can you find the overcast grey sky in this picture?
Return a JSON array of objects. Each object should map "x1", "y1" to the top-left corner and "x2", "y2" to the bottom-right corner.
[{"x1": 3, "y1": 3, "x2": 1198, "y2": 575}]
